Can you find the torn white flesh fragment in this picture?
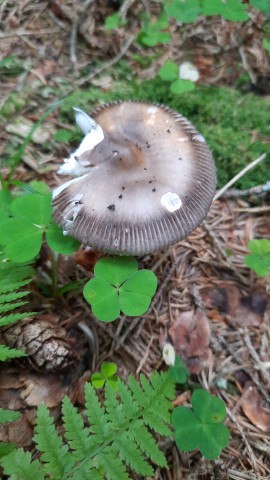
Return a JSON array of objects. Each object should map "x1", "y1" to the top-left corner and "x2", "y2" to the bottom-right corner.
[
  {"x1": 179, "y1": 62, "x2": 200, "y2": 82},
  {"x1": 192, "y1": 134, "x2": 205, "y2": 143},
  {"x1": 57, "y1": 109, "x2": 104, "y2": 177},
  {"x1": 160, "y1": 192, "x2": 182, "y2": 212},
  {"x1": 62, "y1": 194, "x2": 84, "y2": 235},
  {"x1": 73, "y1": 107, "x2": 98, "y2": 134},
  {"x1": 52, "y1": 174, "x2": 88, "y2": 199},
  {"x1": 162, "y1": 343, "x2": 176, "y2": 366}
]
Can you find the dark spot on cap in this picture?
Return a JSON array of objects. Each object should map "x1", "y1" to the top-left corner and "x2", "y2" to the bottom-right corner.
[
  {"x1": 152, "y1": 188, "x2": 156, "y2": 192},
  {"x1": 144, "y1": 168, "x2": 147, "y2": 170},
  {"x1": 149, "y1": 180, "x2": 152, "y2": 184},
  {"x1": 122, "y1": 186, "x2": 125, "y2": 190},
  {"x1": 107, "y1": 204, "x2": 115, "y2": 211},
  {"x1": 119, "y1": 194, "x2": 123, "y2": 199},
  {"x1": 167, "y1": 129, "x2": 171, "y2": 133}
]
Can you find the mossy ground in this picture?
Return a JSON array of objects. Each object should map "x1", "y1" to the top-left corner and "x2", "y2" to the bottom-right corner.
[{"x1": 2, "y1": 64, "x2": 269, "y2": 189}]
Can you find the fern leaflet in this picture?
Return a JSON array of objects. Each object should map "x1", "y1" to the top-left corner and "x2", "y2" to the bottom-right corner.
[
  {"x1": 0, "y1": 448, "x2": 45, "y2": 480},
  {"x1": 33, "y1": 404, "x2": 75, "y2": 480}
]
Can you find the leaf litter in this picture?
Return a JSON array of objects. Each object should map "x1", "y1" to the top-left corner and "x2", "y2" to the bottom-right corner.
[{"x1": 0, "y1": 1, "x2": 270, "y2": 479}]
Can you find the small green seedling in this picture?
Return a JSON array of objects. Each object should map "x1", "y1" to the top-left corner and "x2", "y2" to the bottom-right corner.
[
  {"x1": 250, "y1": 0, "x2": 270, "y2": 14},
  {"x1": 263, "y1": 38, "x2": 270, "y2": 54},
  {"x1": 164, "y1": 0, "x2": 202, "y2": 24},
  {"x1": 137, "y1": 13, "x2": 171, "y2": 47},
  {"x1": 244, "y1": 239, "x2": 270, "y2": 277},
  {"x1": 159, "y1": 60, "x2": 195, "y2": 94},
  {"x1": 172, "y1": 389, "x2": 230, "y2": 460},
  {"x1": 169, "y1": 356, "x2": 189, "y2": 384},
  {"x1": 0, "y1": 188, "x2": 80, "y2": 263},
  {"x1": 104, "y1": 13, "x2": 127, "y2": 30},
  {"x1": 83, "y1": 256, "x2": 157, "y2": 322},
  {"x1": 91, "y1": 361, "x2": 118, "y2": 389}
]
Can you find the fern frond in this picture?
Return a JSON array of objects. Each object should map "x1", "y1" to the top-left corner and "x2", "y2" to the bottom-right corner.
[
  {"x1": 33, "y1": 404, "x2": 75, "y2": 479},
  {"x1": 96, "y1": 449, "x2": 130, "y2": 480},
  {"x1": 0, "y1": 311, "x2": 35, "y2": 328},
  {"x1": 62, "y1": 396, "x2": 97, "y2": 459},
  {"x1": 0, "y1": 300, "x2": 28, "y2": 314},
  {"x1": 0, "y1": 345, "x2": 26, "y2": 361},
  {"x1": 113, "y1": 431, "x2": 153, "y2": 476},
  {"x1": 0, "y1": 408, "x2": 21, "y2": 424},
  {"x1": 84, "y1": 382, "x2": 109, "y2": 437},
  {"x1": 131, "y1": 420, "x2": 167, "y2": 467},
  {"x1": 0, "y1": 370, "x2": 175, "y2": 480},
  {"x1": 0, "y1": 280, "x2": 32, "y2": 293},
  {"x1": 0, "y1": 290, "x2": 29, "y2": 304},
  {"x1": 0, "y1": 442, "x2": 17, "y2": 458},
  {"x1": 0, "y1": 448, "x2": 45, "y2": 480}
]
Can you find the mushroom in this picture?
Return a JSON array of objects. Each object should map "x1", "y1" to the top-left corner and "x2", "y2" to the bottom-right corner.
[{"x1": 53, "y1": 101, "x2": 216, "y2": 255}]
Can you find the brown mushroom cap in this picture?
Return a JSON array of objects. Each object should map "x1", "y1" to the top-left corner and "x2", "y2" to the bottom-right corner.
[{"x1": 53, "y1": 101, "x2": 216, "y2": 255}]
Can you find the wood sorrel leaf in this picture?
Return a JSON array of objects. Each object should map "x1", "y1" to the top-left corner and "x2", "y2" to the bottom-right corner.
[
  {"x1": 46, "y1": 223, "x2": 80, "y2": 255},
  {"x1": 159, "y1": 60, "x2": 179, "y2": 81},
  {"x1": 94, "y1": 256, "x2": 138, "y2": 286},
  {"x1": 11, "y1": 193, "x2": 52, "y2": 227},
  {"x1": 172, "y1": 389, "x2": 230, "y2": 460},
  {"x1": 119, "y1": 270, "x2": 157, "y2": 316},
  {"x1": 0, "y1": 218, "x2": 43, "y2": 263},
  {"x1": 83, "y1": 277, "x2": 120, "y2": 322}
]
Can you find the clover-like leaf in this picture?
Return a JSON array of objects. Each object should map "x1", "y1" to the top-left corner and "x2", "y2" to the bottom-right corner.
[
  {"x1": 202, "y1": 0, "x2": 248, "y2": 21},
  {"x1": 170, "y1": 79, "x2": 195, "y2": 94},
  {"x1": 165, "y1": 0, "x2": 201, "y2": 23},
  {"x1": 0, "y1": 218, "x2": 43, "y2": 263},
  {"x1": 94, "y1": 256, "x2": 138, "y2": 286},
  {"x1": 46, "y1": 223, "x2": 80, "y2": 255},
  {"x1": 83, "y1": 257, "x2": 158, "y2": 322},
  {"x1": 172, "y1": 389, "x2": 230, "y2": 460},
  {"x1": 119, "y1": 270, "x2": 157, "y2": 316},
  {"x1": 159, "y1": 60, "x2": 179, "y2": 81},
  {"x1": 250, "y1": 0, "x2": 270, "y2": 13},
  {"x1": 83, "y1": 277, "x2": 120, "y2": 322},
  {"x1": 244, "y1": 239, "x2": 270, "y2": 277},
  {"x1": 11, "y1": 193, "x2": 52, "y2": 227},
  {"x1": 92, "y1": 362, "x2": 118, "y2": 389}
]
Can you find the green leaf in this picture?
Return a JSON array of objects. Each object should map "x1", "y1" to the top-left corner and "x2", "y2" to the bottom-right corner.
[
  {"x1": 104, "y1": 13, "x2": 127, "y2": 30},
  {"x1": 11, "y1": 193, "x2": 52, "y2": 227},
  {"x1": 119, "y1": 270, "x2": 157, "y2": 316},
  {"x1": 0, "y1": 408, "x2": 21, "y2": 423},
  {"x1": 94, "y1": 256, "x2": 138, "y2": 286},
  {"x1": 169, "y1": 356, "x2": 189, "y2": 384},
  {"x1": 101, "y1": 361, "x2": 118, "y2": 378},
  {"x1": 83, "y1": 277, "x2": 120, "y2": 322},
  {"x1": 0, "y1": 443, "x2": 17, "y2": 458},
  {"x1": 91, "y1": 372, "x2": 106, "y2": 389},
  {"x1": 0, "y1": 345, "x2": 26, "y2": 361},
  {"x1": 250, "y1": 0, "x2": 270, "y2": 13},
  {"x1": 172, "y1": 389, "x2": 230, "y2": 460},
  {"x1": 244, "y1": 239, "x2": 270, "y2": 277},
  {"x1": 0, "y1": 218, "x2": 43, "y2": 262},
  {"x1": 192, "y1": 389, "x2": 226, "y2": 423},
  {"x1": 0, "y1": 448, "x2": 45, "y2": 480},
  {"x1": 159, "y1": 60, "x2": 179, "y2": 81},
  {"x1": 46, "y1": 223, "x2": 80, "y2": 254},
  {"x1": 29, "y1": 181, "x2": 50, "y2": 194},
  {"x1": 202, "y1": 0, "x2": 249, "y2": 21},
  {"x1": 263, "y1": 38, "x2": 270, "y2": 54},
  {"x1": 165, "y1": 0, "x2": 201, "y2": 23},
  {"x1": 170, "y1": 78, "x2": 196, "y2": 94}
]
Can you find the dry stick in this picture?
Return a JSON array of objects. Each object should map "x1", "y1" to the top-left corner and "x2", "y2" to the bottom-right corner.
[
  {"x1": 243, "y1": 331, "x2": 270, "y2": 386},
  {"x1": 76, "y1": 34, "x2": 136, "y2": 87},
  {"x1": 226, "y1": 408, "x2": 259, "y2": 474},
  {"x1": 214, "y1": 153, "x2": 267, "y2": 201},
  {"x1": 113, "y1": 259, "x2": 177, "y2": 349},
  {"x1": 0, "y1": 28, "x2": 61, "y2": 38}
]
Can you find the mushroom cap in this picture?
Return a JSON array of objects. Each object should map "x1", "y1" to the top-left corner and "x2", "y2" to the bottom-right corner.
[{"x1": 53, "y1": 101, "x2": 216, "y2": 255}]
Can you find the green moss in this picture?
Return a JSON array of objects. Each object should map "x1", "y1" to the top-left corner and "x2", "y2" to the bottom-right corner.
[{"x1": 60, "y1": 77, "x2": 269, "y2": 189}]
